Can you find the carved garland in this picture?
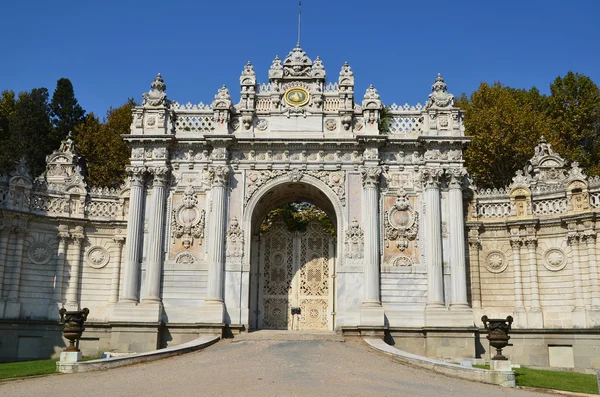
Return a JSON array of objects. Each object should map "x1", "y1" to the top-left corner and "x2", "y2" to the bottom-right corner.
[
  {"x1": 384, "y1": 195, "x2": 418, "y2": 251},
  {"x1": 344, "y1": 219, "x2": 364, "y2": 259},
  {"x1": 245, "y1": 169, "x2": 346, "y2": 206},
  {"x1": 226, "y1": 217, "x2": 244, "y2": 258}
]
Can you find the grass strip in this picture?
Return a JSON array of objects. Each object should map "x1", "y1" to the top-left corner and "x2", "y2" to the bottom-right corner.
[
  {"x1": 0, "y1": 359, "x2": 58, "y2": 380},
  {"x1": 473, "y1": 364, "x2": 598, "y2": 394}
]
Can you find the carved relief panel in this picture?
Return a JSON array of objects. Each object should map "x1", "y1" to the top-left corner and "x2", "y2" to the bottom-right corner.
[
  {"x1": 169, "y1": 185, "x2": 206, "y2": 263},
  {"x1": 382, "y1": 194, "x2": 419, "y2": 268}
]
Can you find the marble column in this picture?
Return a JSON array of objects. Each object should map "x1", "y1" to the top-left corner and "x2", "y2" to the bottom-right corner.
[
  {"x1": 120, "y1": 166, "x2": 146, "y2": 303},
  {"x1": 447, "y1": 169, "x2": 469, "y2": 309},
  {"x1": 142, "y1": 166, "x2": 169, "y2": 303},
  {"x1": 423, "y1": 168, "x2": 445, "y2": 309},
  {"x1": 568, "y1": 232, "x2": 586, "y2": 327},
  {"x1": 109, "y1": 236, "x2": 125, "y2": 304},
  {"x1": 510, "y1": 236, "x2": 527, "y2": 327},
  {"x1": 204, "y1": 166, "x2": 229, "y2": 320},
  {"x1": 361, "y1": 167, "x2": 382, "y2": 305},
  {"x1": 525, "y1": 236, "x2": 543, "y2": 327},
  {"x1": 360, "y1": 166, "x2": 384, "y2": 326},
  {"x1": 65, "y1": 227, "x2": 84, "y2": 310}
]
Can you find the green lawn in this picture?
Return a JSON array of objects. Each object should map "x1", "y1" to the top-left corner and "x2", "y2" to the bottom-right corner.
[
  {"x1": 0, "y1": 355, "x2": 101, "y2": 380},
  {"x1": 473, "y1": 364, "x2": 599, "y2": 394},
  {"x1": 0, "y1": 359, "x2": 58, "y2": 380}
]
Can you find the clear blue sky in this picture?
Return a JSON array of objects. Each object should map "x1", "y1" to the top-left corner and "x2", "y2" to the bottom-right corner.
[{"x1": 2, "y1": 0, "x2": 599, "y2": 117}]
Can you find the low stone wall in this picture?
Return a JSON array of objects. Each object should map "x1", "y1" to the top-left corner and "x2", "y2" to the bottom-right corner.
[
  {"x1": 57, "y1": 335, "x2": 220, "y2": 373},
  {"x1": 365, "y1": 338, "x2": 515, "y2": 388}
]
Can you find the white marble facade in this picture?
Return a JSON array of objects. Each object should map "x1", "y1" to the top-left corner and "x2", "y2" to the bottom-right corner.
[{"x1": 1, "y1": 46, "x2": 599, "y2": 357}]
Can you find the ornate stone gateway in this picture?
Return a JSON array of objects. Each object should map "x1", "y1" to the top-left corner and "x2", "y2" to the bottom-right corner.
[{"x1": 258, "y1": 221, "x2": 334, "y2": 330}]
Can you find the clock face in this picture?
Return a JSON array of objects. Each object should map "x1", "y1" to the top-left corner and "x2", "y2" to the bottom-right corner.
[{"x1": 284, "y1": 87, "x2": 310, "y2": 107}]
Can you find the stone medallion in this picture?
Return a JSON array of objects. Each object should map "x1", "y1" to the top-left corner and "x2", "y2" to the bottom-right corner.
[
  {"x1": 86, "y1": 246, "x2": 110, "y2": 269},
  {"x1": 174, "y1": 250, "x2": 197, "y2": 264},
  {"x1": 543, "y1": 248, "x2": 566, "y2": 271},
  {"x1": 325, "y1": 119, "x2": 337, "y2": 131},
  {"x1": 257, "y1": 119, "x2": 268, "y2": 131},
  {"x1": 485, "y1": 250, "x2": 507, "y2": 273},
  {"x1": 28, "y1": 241, "x2": 53, "y2": 265}
]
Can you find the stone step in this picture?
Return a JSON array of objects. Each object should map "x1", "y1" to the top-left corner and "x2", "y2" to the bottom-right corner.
[{"x1": 231, "y1": 330, "x2": 344, "y2": 342}]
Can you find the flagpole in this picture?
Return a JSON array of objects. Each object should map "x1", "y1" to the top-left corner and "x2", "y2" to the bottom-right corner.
[{"x1": 297, "y1": 0, "x2": 302, "y2": 46}]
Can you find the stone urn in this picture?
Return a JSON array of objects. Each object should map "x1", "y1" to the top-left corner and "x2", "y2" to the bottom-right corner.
[
  {"x1": 481, "y1": 315, "x2": 513, "y2": 360},
  {"x1": 59, "y1": 308, "x2": 89, "y2": 352}
]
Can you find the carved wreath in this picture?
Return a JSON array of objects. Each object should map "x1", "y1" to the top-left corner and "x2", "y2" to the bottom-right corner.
[{"x1": 384, "y1": 195, "x2": 418, "y2": 251}]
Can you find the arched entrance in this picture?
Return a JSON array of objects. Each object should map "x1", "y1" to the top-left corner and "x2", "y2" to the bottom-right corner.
[{"x1": 244, "y1": 178, "x2": 343, "y2": 331}]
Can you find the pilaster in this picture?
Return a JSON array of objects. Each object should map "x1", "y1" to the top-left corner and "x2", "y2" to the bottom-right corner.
[
  {"x1": 584, "y1": 228, "x2": 600, "y2": 325},
  {"x1": 510, "y1": 233, "x2": 527, "y2": 327},
  {"x1": 48, "y1": 225, "x2": 70, "y2": 318},
  {"x1": 525, "y1": 231, "x2": 543, "y2": 328},
  {"x1": 0, "y1": 224, "x2": 9, "y2": 318},
  {"x1": 567, "y1": 228, "x2": 587, "y2": 327},
  {"x1": 109, "y1": 236, "x2": 125, "y2": 304},
  {"x1": 4, "y1": 217, "x2": 28, "y2": 319},
  {"x1": 65, "y1": 226, "x2": 85, "y2": 311}
]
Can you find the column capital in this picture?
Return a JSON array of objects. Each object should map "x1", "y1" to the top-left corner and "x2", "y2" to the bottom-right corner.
[
  {"x1": 567, "y1": 232, "x2": 580, "y2": 246},
  {"x1": 421, "y1": 167, "x2": 444, "y2": 189},
  {"x1": 113, "y1": 236, "x2": 126, "y2": 247},
  {"x1": 524, "y1": 237, "x2": 537, "y2": 249},
  {"x1": 126, "y1": 165, "x2": 147, "y2": 187},
  {"x1": 468, "y1": 239, "x2": 481, "y2": 250},
  {"x1": 360, "y1": 166, "x2": 381, "y2": 188},
  {"x1": 584, "y1": 231, "x2": 597, "y2": 243},
  {"x1": 445, "y1": 168, "x2": 467, "y2": 189},
  {"x1": 209, "y1": 166, "x2": 230, "y2": 188},
  {"x1": 148, "y1": 166, "x2": 170, "y2": 187},
  {"x1": 70, "y1": 225, "x2": 85, "y2": 245},
  {"x1": 510, "y1": 237, "x2": 523, "y2": 249}
]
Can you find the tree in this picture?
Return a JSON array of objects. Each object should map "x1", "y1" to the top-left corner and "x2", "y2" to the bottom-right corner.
[
  {"x1": 9, "y1": 88, "x2": 53, "y2": 176},
  {"x1": 458, "y1": 83, "x2": 551, "y2": 188},
  {"x1": 75, "y1": 101, "x2": 133, "y2": 187},
  {"x1": 0, "y1": 90, "x2": 16, "y2": 173},
  {"x1": 546, "y1": 72, "x2": 600, "y2": 176},
  {"x1": 261, "y1": 202, "x2": 335, "y2": 237},
  {"x1": 50, "y1": 78, "x2": 85, "y2": 148}
]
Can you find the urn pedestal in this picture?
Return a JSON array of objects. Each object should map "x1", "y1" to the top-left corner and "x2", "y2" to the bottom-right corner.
[{"x1": 482, "y1": 315, "x2": 513, "y2": 371}]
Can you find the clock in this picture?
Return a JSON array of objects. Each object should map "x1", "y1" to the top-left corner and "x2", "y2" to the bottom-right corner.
[{"x1": 284, "y1": 87, "x2": 310, "y2": 107}]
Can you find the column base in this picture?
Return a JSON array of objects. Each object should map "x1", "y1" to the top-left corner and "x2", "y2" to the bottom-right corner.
[
  {"x1": 586, "y1": 309, "x2": 600, "y2": 327},
  {"x1": 3, "y1": 301, "x2": 21, "y2": 319},
  {"x1": 572, "y1": 307, "x2": 587, "y2": 328},
  {"x1": 360, "y1": 301, "x2": 385, "y2": 327},
  {"x1": 425, "y1": 306, "x2": 474, "y2": 327},
  {"x1": 109, "y1": 301, "x2": 163, "y2": 323},
  {"x1": 491, "y1": 359, "x2": 512, "y2": 371},
  {"x1": 527, "y1": 308, "x2": 544, "y2": 328},
  {"x1": 512, "y1": 308, "x2": 527, "y2": 328},
  {"x1": 198, "y1": 298, "x2": 225, "y2": 324}
]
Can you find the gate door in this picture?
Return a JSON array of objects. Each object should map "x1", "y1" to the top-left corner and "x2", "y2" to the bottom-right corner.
[{"x1": 259, "y1": 220, "x2": 333, "y2": 330}]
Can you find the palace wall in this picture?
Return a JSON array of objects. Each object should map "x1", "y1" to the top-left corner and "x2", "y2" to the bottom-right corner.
[{"x1": 0, "y1": 46, "x2": 599, "y2": 370}]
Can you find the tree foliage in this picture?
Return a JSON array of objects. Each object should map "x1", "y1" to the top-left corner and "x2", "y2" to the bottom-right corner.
[
  {"x1": 0, "y1": 90, "x2": 17, "y2": 172},
  {"x1": 8, "y1": 88, "x2": 54, "y2": 176},
  {"x1": 75, "y1": 101, "x2": 133, "y2": 187},
  {"x1": 50, "y1": 78, "x2": 85, "y2": 148},
  {"x1": 545, "y1": 72, "x2": 600, "y2": 176},
  {"x1": 458, "y1": 72, "x2": 600, "y2": 188},
  {"x1": 261, "y1": 202, "x2": 335, "y2": 237}
]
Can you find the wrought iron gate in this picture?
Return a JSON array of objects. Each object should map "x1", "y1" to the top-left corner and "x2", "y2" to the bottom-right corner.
[{"x1": 258, "y1": 220, "x2": 334, "y2": 330}]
